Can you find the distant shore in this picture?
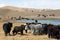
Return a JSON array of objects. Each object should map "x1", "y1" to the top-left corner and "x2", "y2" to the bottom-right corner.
[{"x1": 0, "y1": 18, "x2": 60, "y2": 22}]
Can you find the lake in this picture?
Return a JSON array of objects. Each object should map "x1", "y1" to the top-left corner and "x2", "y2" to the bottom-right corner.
[{"x1": 16, "y1": 20, "x2": 60, "y2": 25}]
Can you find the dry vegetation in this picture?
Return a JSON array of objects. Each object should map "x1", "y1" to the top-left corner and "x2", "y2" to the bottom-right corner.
[{"x1": 0, "y1": 22, "x2": 57, "y2": 40}]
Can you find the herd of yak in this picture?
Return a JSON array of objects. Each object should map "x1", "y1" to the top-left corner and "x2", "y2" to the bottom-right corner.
[{"x1": 3, "y1": 22, "x2": 60, "y2": 39}]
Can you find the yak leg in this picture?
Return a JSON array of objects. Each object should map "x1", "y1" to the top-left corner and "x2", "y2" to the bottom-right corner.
[
  {"x1": 25, "y1": 30, "x2": 27, "y2": 33},
  {"x1": 32, "y1": 29, "x2": 36, "y2": 35},
  {"x1": 48, "y1": 30, "x2": 51, "y2": 38},
  {"x1": 9, "y1": 32, "x2": 11, "y2": 36},
  {"x1": 4, "y1": 32, "x2": 8, "y2": 36},
  {"x1": 12, "y1": 30, "x2": 17, "y2": 35},
  {"x1": 8, "y1": 31, "x2": 11, "y2": 36},
  {"x1": 21, "y1": 30, "x2": 23, "y2": 35}
]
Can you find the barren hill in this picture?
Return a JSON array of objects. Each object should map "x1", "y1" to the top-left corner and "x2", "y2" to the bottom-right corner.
[
  {"x1": 0, "y1": 6, "x2": 41, "y2": 17},
  {"x1": 0, "y1": 6, "x2": 60, "y2": 20}
]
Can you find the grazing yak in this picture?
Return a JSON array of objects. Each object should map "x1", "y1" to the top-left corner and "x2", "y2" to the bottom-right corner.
[
  {"x1": 25, "y1": 23, "x2": 43, "y2": 35},
  {"x1": 3, "y1": 22, "x2": 13, "y2": 36},
  {"x1": 47, "y1": 24, "x2": 60, "y2": 39},
  {"x1": 25, "y1": 23, "x2": 48, "y2": 35},
  {"x1": 12, "y1": 25, "x2": 27, "y2": 35}
]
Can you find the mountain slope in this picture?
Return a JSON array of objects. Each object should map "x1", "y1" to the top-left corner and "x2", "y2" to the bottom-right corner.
[{"x1": 0, "y1": 6, "x2": 60, "y2": 19}]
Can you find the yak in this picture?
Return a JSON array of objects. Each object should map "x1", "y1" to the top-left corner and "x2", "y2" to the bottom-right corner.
[
  {"x1": 47, "y1": 24, "x2": 60, "y2": 39},
  {"x1": 12, "y1": 25, "x2": 27, "y2": 35},
  {"x1": 3, "y1": 22, "x2": 13, "y2": 36}
]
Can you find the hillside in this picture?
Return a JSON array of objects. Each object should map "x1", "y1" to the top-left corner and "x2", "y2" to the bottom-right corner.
[
  {"x1": 0, "y1": 6, "x2": 60, "y2": 20},
  {"x1": 0, "y1": 6, "x2": 41, "y2": 17}
]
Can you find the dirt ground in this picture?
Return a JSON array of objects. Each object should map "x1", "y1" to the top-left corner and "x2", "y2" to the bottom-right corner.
[{"x1": 0, "y1": 22, "x2": 57, "y2": 40}]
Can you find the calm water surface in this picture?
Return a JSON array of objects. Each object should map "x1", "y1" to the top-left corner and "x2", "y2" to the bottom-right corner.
[{"x1": 16, "y1": 20, "x2": 60, "y2": 25}]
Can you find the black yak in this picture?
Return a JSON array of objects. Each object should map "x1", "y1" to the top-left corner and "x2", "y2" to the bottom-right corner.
[
  {"x1": 3, "y1": 22, "x2": 13, "y2": 36},
  {"x1": 47, "y1": 24, "x2": 60, "y2": 39},
  {"x1": 12, "y1": 25, "x2": 27, "y2": 35}
]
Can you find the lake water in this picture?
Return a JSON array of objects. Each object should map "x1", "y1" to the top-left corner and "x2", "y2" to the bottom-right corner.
[{"x1": 16, "y1": 20, "x2": 60, "y2": 25}]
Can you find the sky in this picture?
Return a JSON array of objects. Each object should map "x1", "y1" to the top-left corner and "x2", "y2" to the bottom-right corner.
[{"x1": 0, "y1": 0, "x2": 60, "y2": 9}]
